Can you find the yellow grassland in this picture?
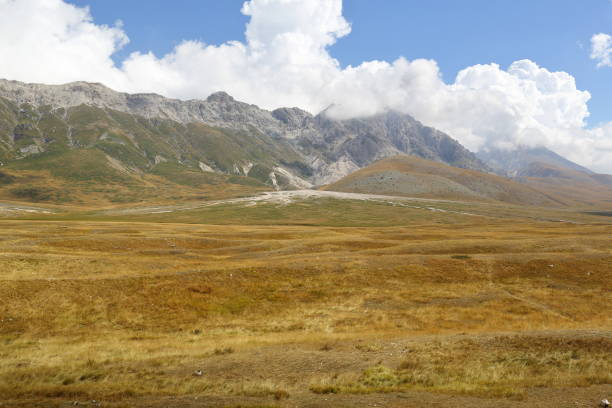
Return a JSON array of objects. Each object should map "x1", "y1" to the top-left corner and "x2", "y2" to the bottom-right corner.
[{"x1": 0, "y1": 219, "x2": 610, "y2": 407}]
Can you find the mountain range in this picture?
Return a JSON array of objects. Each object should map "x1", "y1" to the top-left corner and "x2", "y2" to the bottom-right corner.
[
  {"x1": 0, "y1": 79, "x2": 486, "y2": 186},
  {"x1": 0, "y1": 78, "x2": 610, "y2": 208}
]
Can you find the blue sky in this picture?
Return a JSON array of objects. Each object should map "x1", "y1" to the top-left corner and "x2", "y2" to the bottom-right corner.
[{"x1": 68, "y1": 0, "x2": 612, "y2": 126}]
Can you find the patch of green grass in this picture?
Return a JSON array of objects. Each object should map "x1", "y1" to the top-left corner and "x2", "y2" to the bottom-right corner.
[
  {"x1": 227, "y1": 175, "x2": 267, "y2": 187},
  {"x1": 9, "y1": 186, "x2": 71, "y2": 202},
  {"x1": 95, "y1": 141, "x2": 150, "y2": 169},
  {"x1": 0, "y1": 170, "x2": 15, "y2": 185},
  {"x1": 7, "y1": 148, "x2": 132, "y2": 183},
  {"x1": 151, "y1": 161, "x2": 225, "y2": 187},
  {"x1": 247, "y1": 163, "x2": 273, "y2": 185}
]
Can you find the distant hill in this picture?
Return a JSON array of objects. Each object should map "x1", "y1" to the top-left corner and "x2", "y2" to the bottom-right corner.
[
  {"x1": 478, "y1": 145, "x2": 593, "y2": 177},
  {"x1": 514, "y1": 162, "x2": 612, "y2": 208},
  {"x1": 323, "y1": 155, "x2": 563, "y2": 207},
  {"x1": 476, "y1": 146, "x2": 612, "y2": 208}
]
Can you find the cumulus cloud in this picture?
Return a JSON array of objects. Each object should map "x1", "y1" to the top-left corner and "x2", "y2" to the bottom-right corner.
[
  {"x1": 591, "y1": 33, "x2": 612, "y2": 67},
  {"x1": 0, "y1": 0, "x2": 611, "y2": 172},
  {"x1": 0, "y1": 0, "x2": 128, "y2": 86}
]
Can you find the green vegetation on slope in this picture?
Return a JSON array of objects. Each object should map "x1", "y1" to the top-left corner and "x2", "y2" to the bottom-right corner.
[{"x1": 0, "y1": 99, "x2": 308, "y2": 204}]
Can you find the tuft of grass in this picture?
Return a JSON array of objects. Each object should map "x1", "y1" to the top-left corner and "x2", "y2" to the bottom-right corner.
[
  {"x1": 309, "y1": 385, "x2": 340, "y2": 394},
  {"x1": 214, "y1": 347, "x2": 235, "y2": 356},
  {"x1": 451, "y1": 255, "x2": 471, "y2": 260}
]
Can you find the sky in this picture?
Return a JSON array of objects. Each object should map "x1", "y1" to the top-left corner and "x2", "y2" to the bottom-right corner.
[
  {"x1": 66, "y1": 0, "x2": 612, "y2": 127},
  {"x1": 1, "y1": 0, "x2": 611, "y2": 172}
]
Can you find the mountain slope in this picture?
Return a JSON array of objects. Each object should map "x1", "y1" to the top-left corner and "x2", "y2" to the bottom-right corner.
[
  {"x1": 323, "y1": 155, "x2": 564, "y2": 207},
  {"x1": 0, "y1": 96, "x2": 312, "y2": 204},
  {"x1": 0, "y1": 95, "x2": 307, "y2": 177}
]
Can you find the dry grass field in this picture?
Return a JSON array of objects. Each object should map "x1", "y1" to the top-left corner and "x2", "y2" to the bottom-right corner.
[{"x1": 0, "y1": 199, "x2": 611, "y2": 407}]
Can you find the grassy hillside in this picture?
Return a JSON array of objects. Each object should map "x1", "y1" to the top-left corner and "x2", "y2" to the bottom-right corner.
[
  {"x1": 0, "y1": 155, "x2": 266, "y2": 206},
  {"x1": 323, "y1": 155, "x2": 564, "y2": 207}
]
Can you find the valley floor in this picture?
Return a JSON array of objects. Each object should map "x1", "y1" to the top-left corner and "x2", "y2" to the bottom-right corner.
[{"x1": 0, "y1": 199, "x2": 611, "y2": 407}]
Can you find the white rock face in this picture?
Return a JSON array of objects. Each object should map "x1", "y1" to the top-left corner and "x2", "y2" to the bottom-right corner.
[
  {"x1": 198, "y1": 162, "x2": 216, "y2": 173},
  {"x1": 241, "y1": 161, "x2": 254, "y2": 176},
  {"x1": 269, "y1": 171, "x2": 279, "y2": 191},
  {"x1": 154, "y1": 155, "x2": 167, "y2": 165},
  {"x1": 311, "y1": 155, "x2": 360, "y2": 186},
  {"x1": 272, "y1": 166, "x2": 313, "y2": 189},
  {"x1": 19, "y1": 144, "x2": 43, "y2": 156}
]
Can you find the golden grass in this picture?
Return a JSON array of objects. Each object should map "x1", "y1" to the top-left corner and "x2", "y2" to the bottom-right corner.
[
  {"x1": 309, "y1": 334, "x2": 611, "y2": 399},
  {"x1": 0, "y1": 219, "x2": 610, "y2": 406}
]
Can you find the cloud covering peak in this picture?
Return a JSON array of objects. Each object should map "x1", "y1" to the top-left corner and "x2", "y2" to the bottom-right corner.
[{"x1": 0, "y1": 0, "x2": 611, "y2": 172}]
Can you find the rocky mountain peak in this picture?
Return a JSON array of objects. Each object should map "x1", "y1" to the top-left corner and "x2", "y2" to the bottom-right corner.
[
  {"x1": 271, "y1": 107, "x2": 313, "y2": 128},
  {"x1": 206, "y1": 91, "x2": 235, "y2": 104}
]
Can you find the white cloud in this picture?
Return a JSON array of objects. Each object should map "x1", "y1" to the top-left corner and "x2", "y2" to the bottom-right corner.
[
  {"x1": 0, "y1": 0, "x2": 128, "y2": 86},
  {"x1": 591, "y1": 33, "x2": 612, "y2": 68},
  {"x1": 0, "y1": 0, "x2": 611, "y2": 172}
]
